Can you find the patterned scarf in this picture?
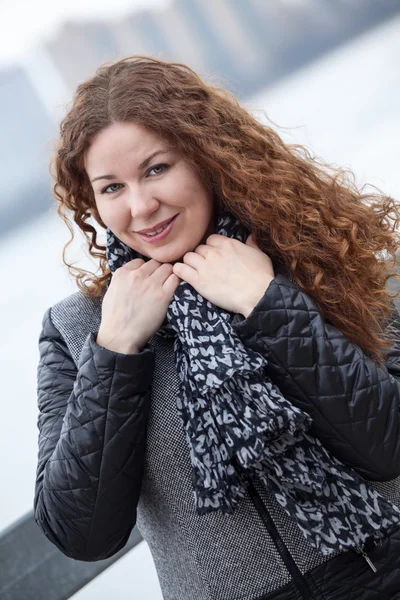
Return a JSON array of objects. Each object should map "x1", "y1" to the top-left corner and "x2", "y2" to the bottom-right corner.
[{"x1": 106, "y1": 209, "x2": 400, "y2": 557}]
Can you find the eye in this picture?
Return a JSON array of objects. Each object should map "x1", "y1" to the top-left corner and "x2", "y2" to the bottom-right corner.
[
  {"x1": 100, "y1": 183, "x2": 123, "y2": 194},
  {"x1": 147, "y1": 163, "x2": 168, "y2": 176}
]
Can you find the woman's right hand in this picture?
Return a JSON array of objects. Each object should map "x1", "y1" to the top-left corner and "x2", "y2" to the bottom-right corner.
[{"x1": 96, "y1": 258, "x2": 181, "y2": 354}]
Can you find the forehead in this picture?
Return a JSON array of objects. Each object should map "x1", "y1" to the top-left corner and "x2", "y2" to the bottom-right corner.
[{"x1": 84, "y1": 122, "x2": 168, "y2": 173}]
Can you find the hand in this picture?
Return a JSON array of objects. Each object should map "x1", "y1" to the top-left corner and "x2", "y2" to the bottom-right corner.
[
  {"x1": 96, "y1": 258, "x2": 180, "y2": 353},
  {"x1": 172, "y1": 234, "x2": 275, "y2": 318}
]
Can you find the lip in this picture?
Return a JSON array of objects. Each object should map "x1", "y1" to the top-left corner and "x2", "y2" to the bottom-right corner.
[
  {"x1": 137, "y1": 215, "x2": 177, "y2": 234},
  {"x1": 137, "y1": 214, "x2": 178, "y2": 243}
]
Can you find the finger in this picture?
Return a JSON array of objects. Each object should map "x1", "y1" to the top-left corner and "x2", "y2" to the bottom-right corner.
[
  {"x1": 151, "y1": 262, "x2": 174, "y2": 285},
  {"x1": 245, "y1": 233, "x2": 258, "y2": 248},
  {"x1": 123, "y1": 257, "x2": 146, "y2": 271},
  {"x1": 183, "y1": 251, "x2": 205, "y2": 269},
  {"x1": 133, "y1": 258, "x2": 163, "y2": 276},
  {"x1": 172, "y1": 262, "x2": 198, "y2": 286},
  {"x1": 163, "y1": 272, "x2": 181, "y2": 297},
  {"x1": 205, "y1": 234, "x2": 225, "y2": 247},
  {"x1": 193, "y1": 244, "x2": 212, "y2": 259}
]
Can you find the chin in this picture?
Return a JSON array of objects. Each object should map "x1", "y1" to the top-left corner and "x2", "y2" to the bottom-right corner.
[
  {"x1": 157, "y1": 253, "x2": 184, "y2": 265},
  {"x1": 150, "y1": 243, "x2": 190, "y2": 265}
]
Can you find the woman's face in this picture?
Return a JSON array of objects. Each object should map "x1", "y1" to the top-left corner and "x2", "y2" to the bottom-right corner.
[{"x1": 85, "y1": 121, "x2": 216, "y2": 264}]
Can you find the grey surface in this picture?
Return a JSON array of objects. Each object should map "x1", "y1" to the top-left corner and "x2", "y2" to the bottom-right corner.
[{"x1": 0, "y1": 512, "x2": 142, "y2": 600}]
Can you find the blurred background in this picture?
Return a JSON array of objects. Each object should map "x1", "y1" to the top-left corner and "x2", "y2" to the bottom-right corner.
[{"x1": 1, "y1": 1, "x2": 399, "y2": 599}]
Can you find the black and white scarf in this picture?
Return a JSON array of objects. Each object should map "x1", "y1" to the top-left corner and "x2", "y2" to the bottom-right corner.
[{"x1": 106, "y1": 209, "x2": 400, "y2": 557}]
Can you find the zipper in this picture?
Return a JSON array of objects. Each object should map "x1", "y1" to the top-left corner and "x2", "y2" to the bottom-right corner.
[
  {"x1": 247, "y1": 482, "x2": 321, "y2": 600},
  {"x1": 354, "y1": 544, "x2": 378, "y2": 573}
]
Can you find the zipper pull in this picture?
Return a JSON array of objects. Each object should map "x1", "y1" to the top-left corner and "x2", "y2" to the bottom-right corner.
[{"x1": 355, "y1": 545, "x2": 378, "y2": 573}]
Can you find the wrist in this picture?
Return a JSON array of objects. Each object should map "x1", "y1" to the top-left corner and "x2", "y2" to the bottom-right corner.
[
  {"x1": 95, "y1": 333, "x2": 140, "y2": 355},
  {"x1": 240, "y1": 278, "x2": 274, "y2": 319}
]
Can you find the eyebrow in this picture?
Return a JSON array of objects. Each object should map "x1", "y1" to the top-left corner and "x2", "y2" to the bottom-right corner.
[{"x1": 90, "y1": 149, "x2": 170, "y2": 183}]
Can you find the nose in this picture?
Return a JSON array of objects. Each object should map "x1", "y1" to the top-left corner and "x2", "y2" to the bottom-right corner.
[{"x1": 126, "y1": 187, "x2": 160, "y2": 221}]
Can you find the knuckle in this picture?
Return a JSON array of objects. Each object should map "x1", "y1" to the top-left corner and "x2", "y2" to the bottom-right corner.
[
  {"x1": 131, "y1": 258, "x2": 145, "y2": 267},
  {"x1": 114, "y1": 266, "x2": 124, "y2": 277}
]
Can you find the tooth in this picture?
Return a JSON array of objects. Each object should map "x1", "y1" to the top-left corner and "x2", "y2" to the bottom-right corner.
[{"x1": 146, "y1": 224, "x2": 166, "y2": 236}]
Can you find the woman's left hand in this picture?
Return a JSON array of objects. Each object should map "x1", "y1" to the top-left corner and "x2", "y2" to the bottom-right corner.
[{"x1": 172, "y1": 234, "x2": 275, "y2": 318}]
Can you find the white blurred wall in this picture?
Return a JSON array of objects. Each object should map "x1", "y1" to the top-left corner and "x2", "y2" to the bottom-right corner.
[
  {"x1": 1, "y1": 15, "x2": 399, "y2": 600},
  {"x1": 246, "y1": 15, "x2": 400, "y2": 200}
]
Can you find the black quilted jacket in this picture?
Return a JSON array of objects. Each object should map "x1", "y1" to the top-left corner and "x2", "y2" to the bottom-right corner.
[{"x1": 34, "y1": 273, "x2": 400, "y2": 600}]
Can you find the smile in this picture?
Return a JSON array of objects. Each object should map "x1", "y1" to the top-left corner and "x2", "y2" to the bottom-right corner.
[{"x1": 137, "y1": 214, "x2": 178, "y2": 243}]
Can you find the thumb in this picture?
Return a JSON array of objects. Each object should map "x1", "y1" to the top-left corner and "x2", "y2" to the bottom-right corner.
[{"x1": 245, "y1": 233, "x2": 258, "y2": 248}]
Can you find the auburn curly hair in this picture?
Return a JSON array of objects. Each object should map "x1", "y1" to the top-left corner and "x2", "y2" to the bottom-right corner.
[{"x1": 52, "y1": 55, "x2": 400, "y2": 366}]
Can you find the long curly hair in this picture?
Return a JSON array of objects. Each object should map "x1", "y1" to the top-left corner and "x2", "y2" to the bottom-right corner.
[{"x1": 52, "y1": 55, "x2": 400, "y2": 366}]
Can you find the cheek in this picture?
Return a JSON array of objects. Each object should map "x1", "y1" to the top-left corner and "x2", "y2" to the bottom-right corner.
[
  {"x1": 180, "y1": 178, "x2": 213, "y2": 215},
  {"x1": 96, "y1": 201, "x2": 124, "y2": 230},
  {"x1": 197, "y1": 192, "x2": 214, "y2": 223}
]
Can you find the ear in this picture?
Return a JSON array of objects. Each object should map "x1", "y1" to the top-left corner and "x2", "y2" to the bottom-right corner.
[{"x1": 245, "y1": 233, "x2": 258, "y2": 248}]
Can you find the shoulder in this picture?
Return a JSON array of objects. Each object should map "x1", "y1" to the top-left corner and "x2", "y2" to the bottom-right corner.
[
  {"x1": 50, "y1": 289, "x2": 103, "y2": 330},
  {"x1": 41, "y1": 289, "x2": 104, "y2": 367}
]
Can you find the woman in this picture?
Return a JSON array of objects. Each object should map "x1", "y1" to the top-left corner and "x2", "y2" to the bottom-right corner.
[{"x1": 34, "y1": 56, "x2": 400, "y2": 599}]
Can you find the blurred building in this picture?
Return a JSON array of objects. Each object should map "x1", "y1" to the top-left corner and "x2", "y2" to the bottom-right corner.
[
  {"x1": 0, "y1": 66, "x2": 54, "y2": 233},
  {"x1": 44, "y1": 0, "x2": 400, "y2": 96},
  {"x1": 1, "y1": 0, "x2": 399, "y2": 234}
]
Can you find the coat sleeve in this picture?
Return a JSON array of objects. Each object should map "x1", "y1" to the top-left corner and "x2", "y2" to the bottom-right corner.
[
  {"x1": 34, "y1": 307, "x2": 155, "y2": 561},
  {"x1": 232, "y1": 273, "x2": 400, "y2": 482}
]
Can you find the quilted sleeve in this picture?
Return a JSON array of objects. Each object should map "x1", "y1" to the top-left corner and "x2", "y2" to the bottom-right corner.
[
  {"x1": 34, "y1": 307, "x2": 155, "y2": 561},
  {"x1": 233, "y1": 274, "x2": 400, "y2": 482}
]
